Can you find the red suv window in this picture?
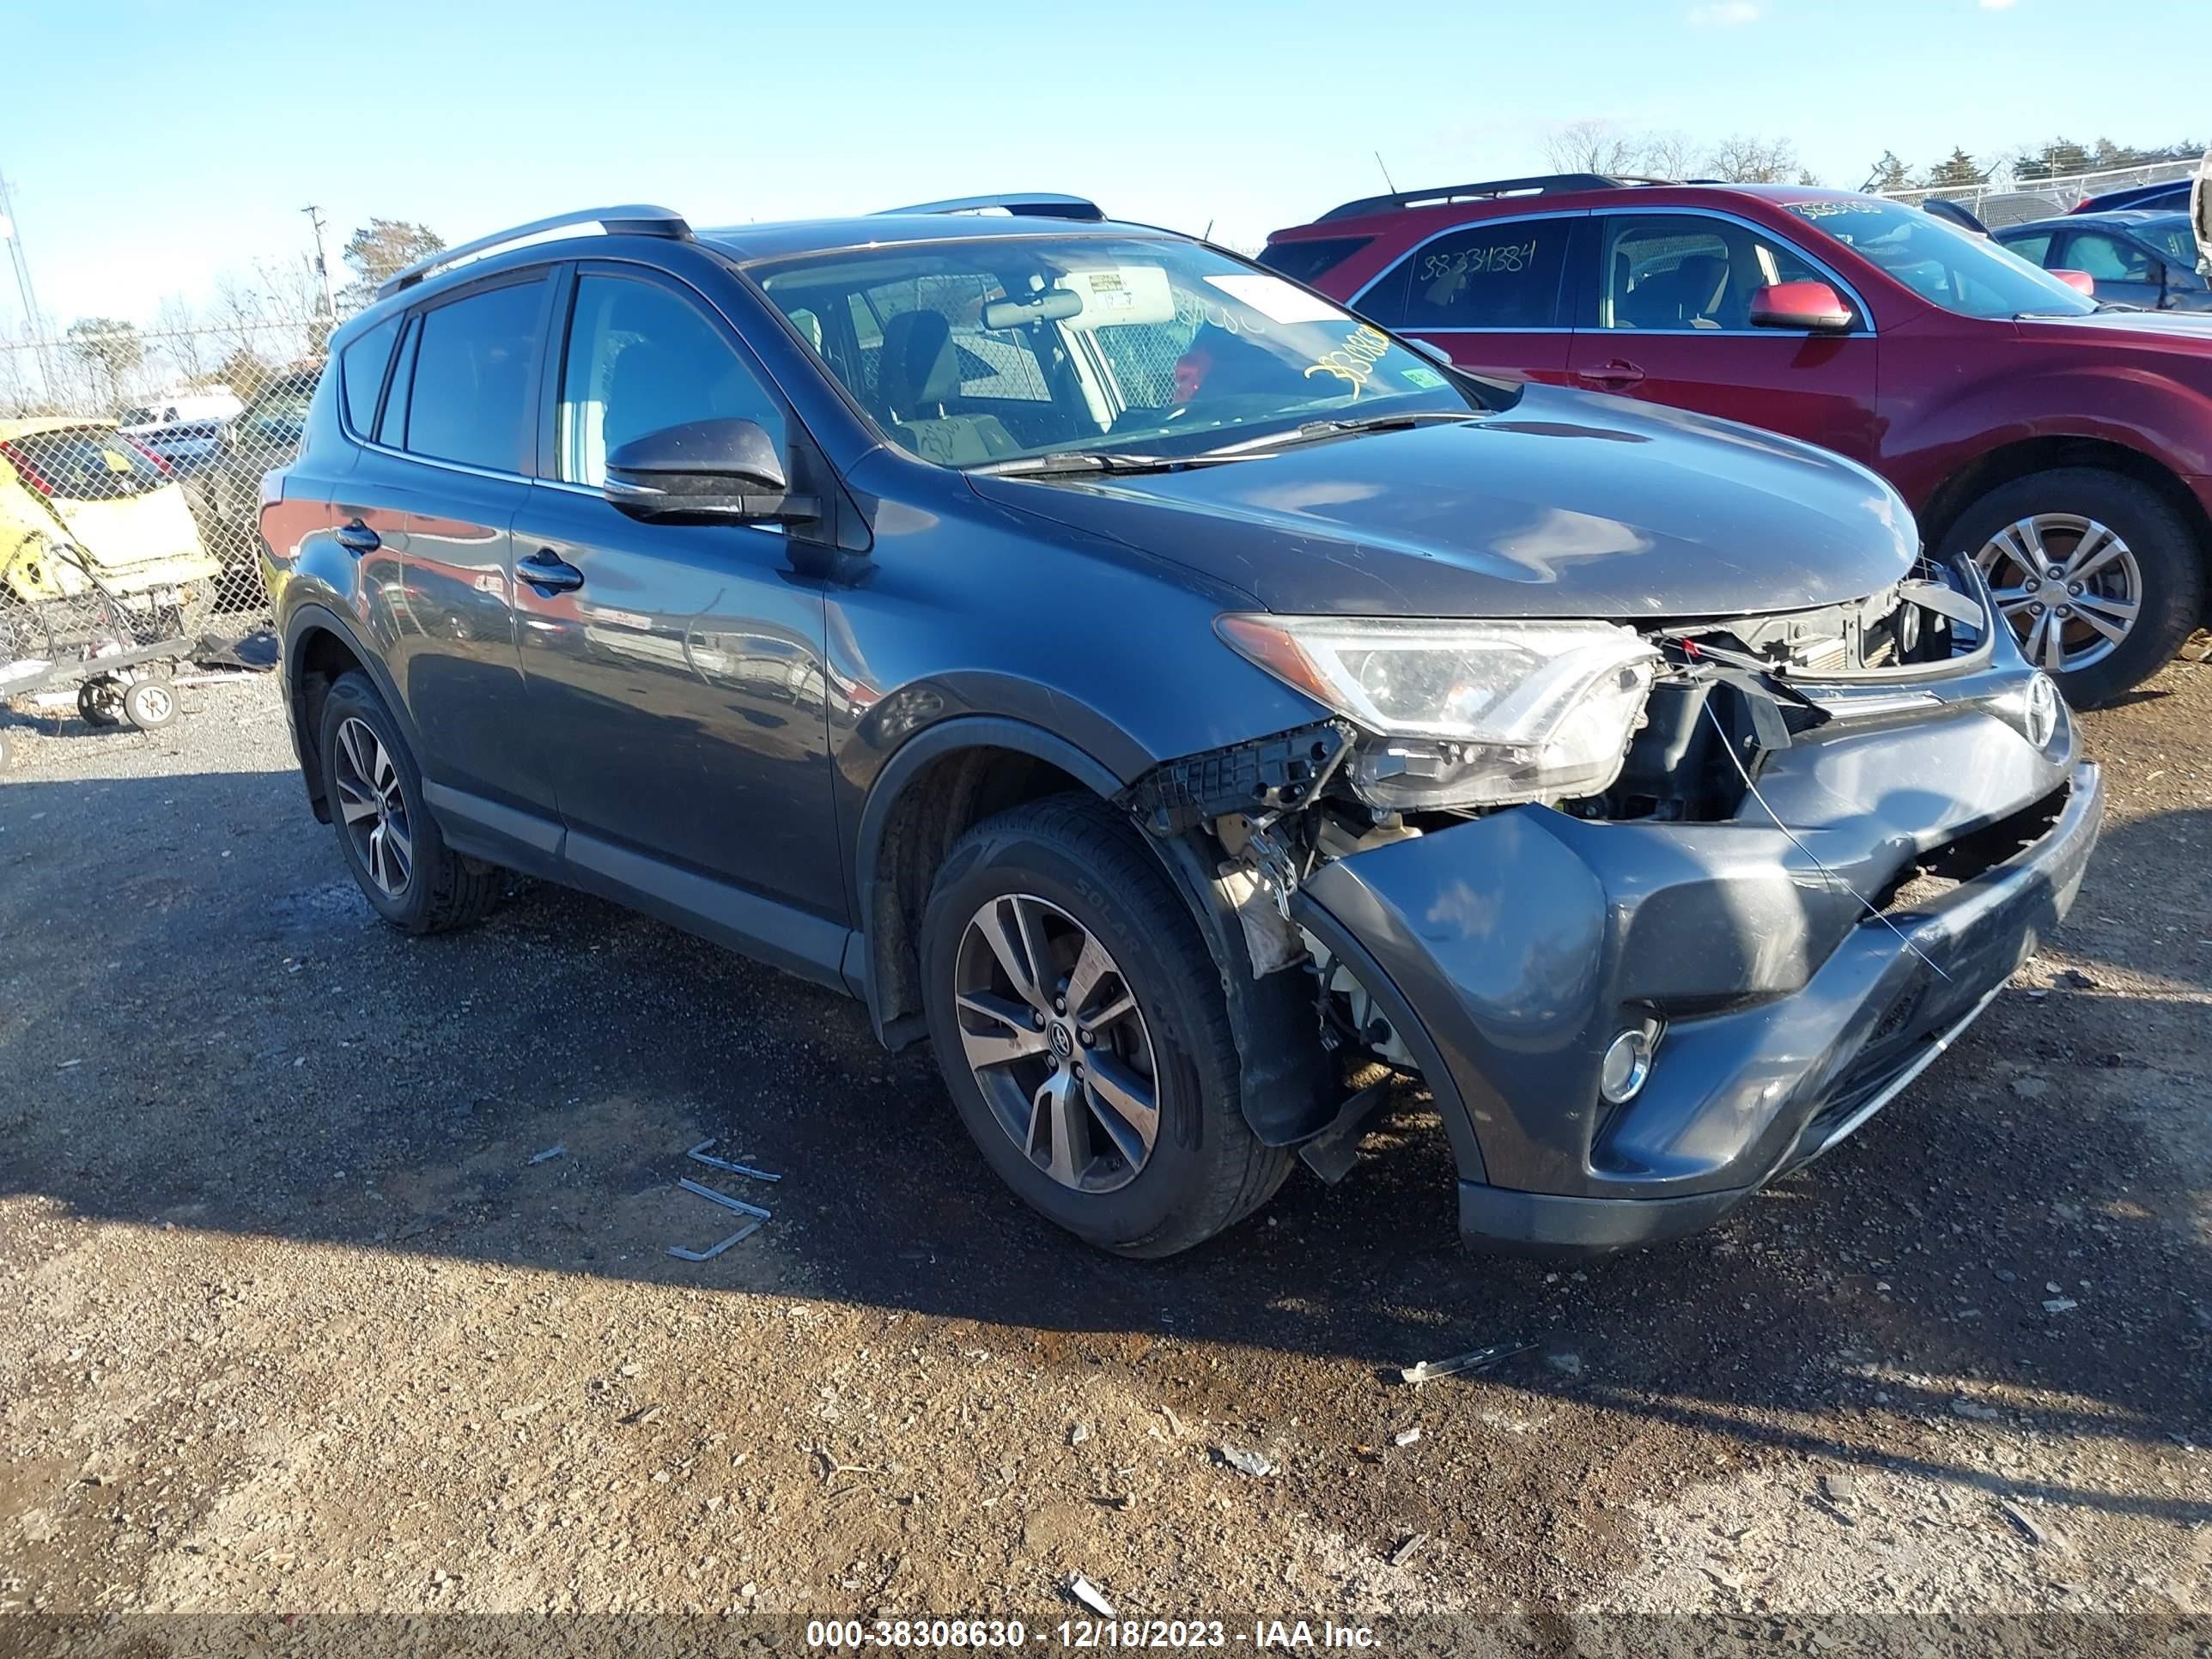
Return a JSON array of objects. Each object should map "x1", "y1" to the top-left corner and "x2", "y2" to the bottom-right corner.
[{"x1": 1357, "y1": 219, "x2": 1572, "y2": 331}]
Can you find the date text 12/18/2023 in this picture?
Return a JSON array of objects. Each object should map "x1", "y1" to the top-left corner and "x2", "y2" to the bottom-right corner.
[{"x1": 805, "y1": 1619, "x2": 1380, "y2": 1650}]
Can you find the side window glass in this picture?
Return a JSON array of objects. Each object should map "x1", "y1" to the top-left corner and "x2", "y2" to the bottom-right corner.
[
  {"x1": 556, "y1": 274, "x2": 787, "y2": 488},
  {"x1": 1364, "y1": 221, "x2": 1567, "y2": 331},
  {"x1": 2063, "y1": 232, "x2": 2153, "y2": 283},
  {"x1": 2004, "y1": 232, "x2": 2054, "y2": 267},
  {"x1": 404, "y1": 277, "x2": 545, "y2": 471},
  {"x1": 340, "y1": 317, "x2": 401, "y2": 437},
  {"x1": 1599, "y1": 217, "x2": 1736, "y2": 331},
  {"x1": 376, "y1": 319, "x2": 418, "y2": 448}
]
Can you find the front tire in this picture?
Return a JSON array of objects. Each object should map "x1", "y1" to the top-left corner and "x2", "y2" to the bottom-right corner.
[
  {"x1": 1938, "y1": 468, "x2": 2205, "y2": 706},
  {"x1": 316, "y1": 672, "x2": 502, "y2": 934},
  {"x1": 919, "y1": 795, "x2": 1293, "y2": 1258}
]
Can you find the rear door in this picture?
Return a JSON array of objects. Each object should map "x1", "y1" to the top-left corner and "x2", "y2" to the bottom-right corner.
[
  {"x1": 333, "y1": 270, "x2": 559, "y2": 857},
  {"x1": 507, "y1": 261, "x2": 846, "y2": 936},
  {"x1": 1565, "y1": 210, "x2": 1881, "y2": 464},
  {"x1": 1347, "y1": 213, "x2": 1582, "y2": 384}
]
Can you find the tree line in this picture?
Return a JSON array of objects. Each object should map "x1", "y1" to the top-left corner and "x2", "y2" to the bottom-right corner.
[{"x1": 1540, "y1": 121, "x2": 2203, "y2": 194}]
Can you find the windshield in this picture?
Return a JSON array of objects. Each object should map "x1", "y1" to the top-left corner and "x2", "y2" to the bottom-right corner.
[
  {"x1": 753, "y1": 235, "x2": 1493, "y2": 468},
  {"x1": 1784, "y1": 198, "x2": 2096, "y2": 319}
]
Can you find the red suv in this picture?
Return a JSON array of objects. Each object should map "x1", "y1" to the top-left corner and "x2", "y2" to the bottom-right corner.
[{"x1": 1264, "y1": 174, "x2": 2212, "y2": 704}]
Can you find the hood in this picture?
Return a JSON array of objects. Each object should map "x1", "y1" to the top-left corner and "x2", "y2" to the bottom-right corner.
[
  {"x1": 967, "y1": 385, "x2": 1917, "y2": 620},
  {"x1": 2018, "y1": 308, "x2": 2212, "y2": 343}
]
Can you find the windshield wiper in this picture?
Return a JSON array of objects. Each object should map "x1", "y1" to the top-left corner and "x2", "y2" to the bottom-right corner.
[
  {"x1": 1198, "y1": 408, "x2": 1482, "y2": 459},
  {"x1": 969, "y1": 449, "x2": 1212, "y2": 477}
]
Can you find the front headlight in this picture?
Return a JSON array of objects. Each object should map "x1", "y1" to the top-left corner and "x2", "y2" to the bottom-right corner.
[{"x1": 1217, "y1": 613, "x2": 1657, "y2": 810}]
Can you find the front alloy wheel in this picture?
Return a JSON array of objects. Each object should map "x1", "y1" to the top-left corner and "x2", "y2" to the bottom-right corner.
[
  {"x1": 952, "y1": 892, "x2": 1159, "y2": 1194},
  {"x1": 330, "y1": 714, "x2": 413, "y2": 898},
  {"x1": 1975, "y1": 513, "x2": 2141, "y2": 675}
]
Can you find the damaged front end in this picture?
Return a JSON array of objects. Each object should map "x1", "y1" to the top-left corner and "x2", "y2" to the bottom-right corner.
[{"x1": 1118, "y1": 557, "x2": 2102, "y2": 1254}]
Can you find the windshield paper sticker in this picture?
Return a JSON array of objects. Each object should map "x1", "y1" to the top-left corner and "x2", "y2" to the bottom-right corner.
[
  {"x1": 1304, "y1": 324, "x2": 1394, "y2": 398},
  {"x1": 1203, "y1": 273, "x2": 1345, "y2": 325}
]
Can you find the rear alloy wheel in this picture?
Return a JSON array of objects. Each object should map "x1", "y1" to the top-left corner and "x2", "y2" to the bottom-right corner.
[
  {"x1": 331, "y1": 714, "x2": 413, "y2": 900},
  {"x1": 315, "y1": 671, "x2": 504, "y2": 934},
  {"x1": 953, "y1": 892, "x2": 1159, "y2": 1194},
  {"x1": 1942, "y1": 468, "x2": 2204, "y2": 707}
]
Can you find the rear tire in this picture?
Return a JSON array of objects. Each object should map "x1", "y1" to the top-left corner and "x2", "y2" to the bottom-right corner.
[
  {"x1": 1937, "y1": 468, "x2": 2205, "y2": 707},
  {"x1": 316, "y1": 671, "x2": 503, "y2": 934},
  {"x1": 919, "y1": 794, "x2": 1293, "y2": 1258}
]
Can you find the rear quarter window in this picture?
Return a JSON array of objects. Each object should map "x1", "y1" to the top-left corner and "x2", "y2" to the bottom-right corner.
[
  {"x1": 1255, "y1": 236, "x2": 1375, "y2": 286},
  {"x1": 340, "y1": 317, "x2": 403, "y2": 437}
]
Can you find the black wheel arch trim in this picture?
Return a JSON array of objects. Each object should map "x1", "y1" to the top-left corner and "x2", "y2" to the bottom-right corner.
[
  {"x1": 853, "y1": 714, "x2": 1338, "y2": 1147},
  {"x1": 281, "y1": 601, "x2": 421, "y2": 823}
]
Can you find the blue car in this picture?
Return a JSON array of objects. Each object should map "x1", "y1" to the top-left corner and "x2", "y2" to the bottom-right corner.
[{"x1": 1993, "y1": 210, "x2": 2212, "y2": 312}]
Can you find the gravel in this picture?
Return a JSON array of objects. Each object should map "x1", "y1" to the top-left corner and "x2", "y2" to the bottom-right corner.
[{"x1": 2, "y1": 660, "x2": 2209, "y2": 1628}]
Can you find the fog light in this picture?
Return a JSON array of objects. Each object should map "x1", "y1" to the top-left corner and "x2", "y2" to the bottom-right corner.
[
  {"x1": 2023, "y1": 672, "x2": 2061, "y2": 750},
  {"x1": 1600, "y1": 1026, "x2": 1656, "y2": 1105}
]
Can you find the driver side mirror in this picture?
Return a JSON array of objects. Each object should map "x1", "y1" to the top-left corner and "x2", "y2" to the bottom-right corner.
[
  {"x1": 1747, "y1": 280, "x2": 1855, "y2": 332},
  {"x1": 603, "y1": 418, "x2": 818, "y2": 525},
  {"x1": 2050, "y1": 269, "x2": 2096, "y2": 296}
]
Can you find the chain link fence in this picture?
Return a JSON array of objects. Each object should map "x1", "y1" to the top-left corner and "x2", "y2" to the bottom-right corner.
[
  {"x1": 1878, "y1": 156, "x2": 2203, "y2": 229},
  {"x1": 2, "y1": 313, "x2": 315, "y2": 641}
]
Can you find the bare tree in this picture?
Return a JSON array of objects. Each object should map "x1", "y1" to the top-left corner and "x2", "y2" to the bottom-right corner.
[
  {"x1": 252, "y1": 254, "x2": 333, "y2": 360},
  {"x1": 1638, "y1": 131, "x2": 1703, "y2": 181},
  {"x1": 1543, "y1": 119, "x2": 1649, "y2": 177},
  {"x1": 152, "y1": 295, "x2": 208, "y2": 385},
  {"x1": 1705, "y1": 133, "x2": 1801, "y2": 184}
]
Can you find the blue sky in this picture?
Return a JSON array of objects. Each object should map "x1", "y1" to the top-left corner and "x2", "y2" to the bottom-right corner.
[{"x1": 3, "y1": 0, "x2": 2206, "y2": 331}]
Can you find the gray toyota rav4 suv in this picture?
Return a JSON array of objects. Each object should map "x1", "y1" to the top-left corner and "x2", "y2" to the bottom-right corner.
[{"x1": 262, "y1": 197, "x2": 2102, "y2": 1260}]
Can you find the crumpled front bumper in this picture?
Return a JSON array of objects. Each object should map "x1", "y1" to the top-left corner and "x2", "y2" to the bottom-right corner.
[{"x1": 1290, "y1": 692, "x2": 2103, "y2": 1258}]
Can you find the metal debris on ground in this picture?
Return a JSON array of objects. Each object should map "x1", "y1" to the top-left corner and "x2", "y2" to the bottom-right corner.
[
  {"x1": 1820, "y1": 1473, "x2": 1856, "y2": 1505},
  {"x1": 1069, "y1": 1423, "x2": 1090, "y2": 1447},
  {"x1": 1392, "y1": 1427, "x2": 1421, "y2": 1447},
  {"x1": 527, "y1": 1144, "x2": 567, "y2": 1165},
  {"x1": 622, "y1": 1404, "x2": 665, "y2": 1426},
  {"x1": 1066, "y1": 1574, "x2": 1117, "y2": 1619},
  {"x1": 1216, "y1": 1446, "x2": 1277, "y2": 1478},
  {"x1": 667, "y1": 1220, "x2": 760, "y2": 1262},
  {"x1": 1387, "y1": 1531, "x2": 1427, "y2": 1567},
  {"x1": 677, "y1": 1176, "x2": 772, "y2": 1219},
  {"x1": 2001, "y1": 1499, "x2": 2053, "y2": 1547},
  {"x1": 1398, "y1": 1340, "x2": 1535, "y2": 1385},
  {"x1": 685, "y1": 1139, "x2": 783, "y2": 1182}
]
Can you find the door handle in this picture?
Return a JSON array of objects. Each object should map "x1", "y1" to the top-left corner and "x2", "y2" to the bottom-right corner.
[
  {"x1": 1577, "y1": 360, "x2": 1646, "y2": 388},
  {"x1": 333, "y1": 520, "x2": 380, "y2": 555},
  {"x1": 515, "y1": 548, "x2": 585, "y2": 594}
]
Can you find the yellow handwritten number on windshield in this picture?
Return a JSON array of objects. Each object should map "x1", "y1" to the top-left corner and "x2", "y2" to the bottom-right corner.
[{"x1": 1304, "y1": 324, "x2": 1393, "y2": 398}]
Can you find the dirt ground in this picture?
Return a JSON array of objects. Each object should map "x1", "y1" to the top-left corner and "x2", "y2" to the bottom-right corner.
[{"x1": 1, "y1": 659, "x2": 2208, "y2": 1650}]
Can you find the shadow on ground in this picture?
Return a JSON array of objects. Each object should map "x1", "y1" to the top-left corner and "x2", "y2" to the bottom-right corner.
[{"x1": 3, "y1": 763, "x2": 2207, "y2": 1530}]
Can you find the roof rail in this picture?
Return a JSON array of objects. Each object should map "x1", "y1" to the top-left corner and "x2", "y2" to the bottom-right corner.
[
  {"x1": 376, "y1": 204, "x2": 693, "y2": 299},
  {"x1": 876, "y1": 192, "x2": 1105, "y2": 222},
  {"x1": 1316, "y1": 173, "x2": 1628, "y2": 223}
]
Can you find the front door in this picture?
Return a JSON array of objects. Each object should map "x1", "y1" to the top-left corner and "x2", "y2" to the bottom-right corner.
[
  {"x1": 509, "y1": 263, "x2": 846, "y2": 938},
  {"x1": 1565, "y1": 212, "x2": 1882, "y2": 465},
  {"x1": 2054, "y1": 228, "x2": 2166, "y2": 311}
]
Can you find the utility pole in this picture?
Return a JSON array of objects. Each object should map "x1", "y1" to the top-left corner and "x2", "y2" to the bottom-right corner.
[
  {"x1": 301, "y1": 204, "x2": 337, "y2": 325},
  {"x1": 0, "y1": 165, "x2": 56, "y2": 405}
]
